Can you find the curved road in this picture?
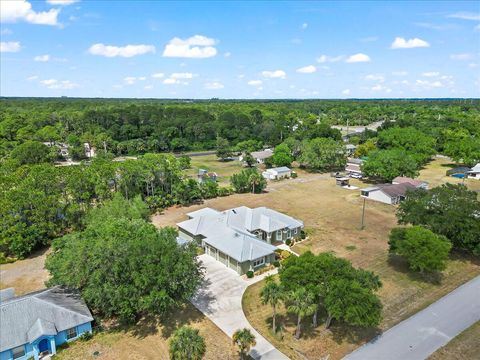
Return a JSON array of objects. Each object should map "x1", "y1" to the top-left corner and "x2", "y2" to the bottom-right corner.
[{"x1": 344, "y1": 275, "x2": 480, "y2": 360}]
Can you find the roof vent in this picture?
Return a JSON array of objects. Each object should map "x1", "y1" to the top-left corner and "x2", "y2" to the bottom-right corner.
[{"x1": 232, "y1": 209, "x2": 237, "y2": 214}]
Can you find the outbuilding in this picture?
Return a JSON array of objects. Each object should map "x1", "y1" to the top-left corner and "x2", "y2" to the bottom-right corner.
[{"x1": 262, "y1": 166, "x2": 292, "y2": 180}]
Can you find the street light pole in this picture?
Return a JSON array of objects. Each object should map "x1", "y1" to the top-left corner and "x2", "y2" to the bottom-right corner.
[{"x1": 361, "y1": 197, "x2": 366, "y2": 230}]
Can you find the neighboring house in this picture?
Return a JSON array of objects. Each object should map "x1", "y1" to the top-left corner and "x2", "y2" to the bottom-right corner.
[
  {"x1": 83, "y1": 143, "x2": 96, "y2": 158},
  {"x1": 42, "y1": 142, "x2": 71, "y2": 160},
  {"x1": 346, "y1": 158, "x2": 363, "y2": 176},
  {"x1": 446, "y1": 166, "x2": 470, "y2": 178},
  {"x1": 392, "y1": 176, "x2": 428, "y2": 189},
  {"x1": 345, "y1": 144, "x2": 357, "y2": 156},
  {"x1": 197, "y1": 169, "x2": 218, "y2": 184},
  {"x1": 177, "y1": 206, "x2": 304, "y2": 275},
  {"x1": 0, "y1": 287, "x2": 94, "y2": 360},
  {"x1": 467, "y1": 164, "x2": 480, "y2": 180},
  {"x1": 361, "y1": 183, "x2": 417, "y2": 205},
  {"x1": 248, "y1": 149, "x2": 274, "y2": 164},
  {"x1": 262, "y1": 166, "x2": 291, "y2": 180}
]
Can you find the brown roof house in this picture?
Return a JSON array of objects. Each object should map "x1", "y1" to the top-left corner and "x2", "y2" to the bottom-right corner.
[
  {"x1": 361, "y1": 183, "x2": 417, "y2": 205},
  {"x1": 392, "y1": 176, "x2": 428, "y2": 189}
]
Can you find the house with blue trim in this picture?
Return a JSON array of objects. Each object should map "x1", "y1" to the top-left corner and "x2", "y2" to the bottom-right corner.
[{"x1": 0, "y1": 286, "x2": 93, "y2": 360}]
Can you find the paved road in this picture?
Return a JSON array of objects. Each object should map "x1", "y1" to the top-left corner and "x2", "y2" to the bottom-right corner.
[
  {"x1": 344, "y1": 275, "x2": 480, "y2": 360},
  {"x1": 191, "y1": 254, "x2": 289, "y2": 360}
]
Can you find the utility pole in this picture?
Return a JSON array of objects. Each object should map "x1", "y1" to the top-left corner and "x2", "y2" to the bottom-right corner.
[{"x1": 360, "y1": 197, "x2": 366, "y2": 230}]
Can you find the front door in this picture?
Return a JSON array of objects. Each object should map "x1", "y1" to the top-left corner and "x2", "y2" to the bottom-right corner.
[{"x1": 39, "y1": 338, "x2": 49, "y2": 353}]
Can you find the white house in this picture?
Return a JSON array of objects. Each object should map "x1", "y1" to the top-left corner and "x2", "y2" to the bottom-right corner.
[
  {"x1": 467, "y1": 164, "x2": 480, "y2": 180},
  {"x1": 177, "y1": 206, "x2": 303, "y2": 275},
  {"x1": 361, "y1": 183, "x2": 417, "y2": 205},
  {"x1": 243, "y1": 149, "x2": 273, "y2": 164},
  {"x1": 262, "y1": 166, "x2": 291, "y2": 180}
]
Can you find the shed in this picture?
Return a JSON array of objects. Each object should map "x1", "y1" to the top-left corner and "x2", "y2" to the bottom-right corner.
[{"x1": 262, "y1": 167, "x2": 292, "y2": 180}]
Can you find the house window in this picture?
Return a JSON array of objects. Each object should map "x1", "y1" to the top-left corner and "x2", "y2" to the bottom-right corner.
[
  {"x1": 276, "y1": 230, "x2": 282, "y2": 240},
  {"x1": 252, "y1": 257, "x2": 265, "y2": 268},
  {"x1": 12, "y1": 346, "x2": 25, "y2": 359},
  {"x1": 66, "y1": 327, "x2": 78, "y2": 340},
  {"x1": 294, "y1": 228, "x2": 298, "y2": 235}
]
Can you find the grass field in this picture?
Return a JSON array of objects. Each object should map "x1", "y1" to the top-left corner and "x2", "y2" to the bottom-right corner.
[
  {"x1": 152, "y1": 156, "x2": 480, "y2": 360},
  {"x1": 54, "y1": 304, "x2": 238, "y2": 360},
  {"x1": 428, "y1": 321, "x2": 480, "y2": 360},
  {"x1": 186, "y1": 155, "x2": 245, "y2": 185}
]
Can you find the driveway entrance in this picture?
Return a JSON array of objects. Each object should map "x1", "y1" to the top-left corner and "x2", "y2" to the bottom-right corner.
[{"x1": 191, "y1": 254, "x2": 289, "y2": 360}]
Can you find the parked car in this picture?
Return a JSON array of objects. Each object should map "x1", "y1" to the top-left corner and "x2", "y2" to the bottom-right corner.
[{"x1": 349, "y1": 173, "x2": 363, "y2": 179}]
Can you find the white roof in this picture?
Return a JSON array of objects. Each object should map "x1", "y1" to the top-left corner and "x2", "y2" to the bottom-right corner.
[
  {"x1": 177, "y1": 206, "x2": 303, "y2": 262},
  {"x1": 266, "y1": 167, "x2": 291, "y2": 174},
  {"x1": 468, "y1": 164, "x2": 480, "y2": 173},
  {"x1": 187, "y1": 207, "x2": 221, "y2": 219}
]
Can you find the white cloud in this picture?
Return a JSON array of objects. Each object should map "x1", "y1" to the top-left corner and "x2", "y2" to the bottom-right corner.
[
  {"x1": 170, "y1": 72, "x2": 194, "y2": 79},
  {"x1": 469, "y1": 63, "x2": 479, "y2": 68},
  {"x1": 447, "y1": 12, "x2": 480, "y2": 21},
  {"x1": 34, "y1": 54, "x2": 50, "y2": 62},
  {"x1": 0, "y1": 0, "x2": 60, "y2": 26},
  {"x1": 163, "y1": 78, "x2": 178, "y2": 85},
  {"x1": 475, "y1": 24, "x2": 480, "y2": 31},
  {"x1": 26, "y1": 75, "x2": 38, "y2": 81},
  {"x1": 237, "y1": 74, "x2": 245, "y2": 79},
  {"x1": 162, "y1": 35, "x2": 217, "y2": 58},
  {"x1": 205, "y1": 81, "x2": 224, "y2": 90},
  {"x1": 391, "y1": 37, "x2": 430, "y2": 49},
  {"x1": 144, "y1": 85, "x2": 153, "y2": 90},
  {"x1": 296, "y1": 65, "x2": 317, "y2": 73},
  {"x1": 365, "y1": 74, "x2": 384, "y2": 82},
  {"x1": 317, "y1": 54, "x2": 344, "y2": 63},
  {"x1": 415, "y1": 79, "x2": 444, "y2": 89},
  {"x1": 247, "y1": 80, "x2": 262, "y2": 86},
  {"x1": 450, "y1": 53, "x2": 472, "y2": 60},
  {"x1": 40, "y1": 79, "x2": 79, "y2": 89},
  {"x1": 359, "y1": 36, "x2": 379, "y2": 42},
  {"x1": 1, "y1": 28, "x2": 13, "y2": 35},
  {"x1": 261, "y1": 70, "x2": 286, "y2": 79},
  {"x1": 415, "y1": 22, "x2": 458, "y2": 31},
  {"x1": 46, "y1": 0, "x2": 78, "y2": 5},
  {"x1": 392, "y1": 71, "x2": 408, "y2": 76},
  {"x1": 0, "y1": 41, "x2": 21, "y2": 52},
  {"x1": 346, "y1": 53, "x2": 371, "y2": 63},
  {"x1": 422, "y1": 72, "x2": 439, "y2": 77},
  {"x1": 342, "y1": 89, "x2": 351, "y2": 95},
  {"x1": 138, "y1": 76, "x2": 146, "y2": 81},
  {"x1": 224, "y1": 51, "x2": 231, "y2": 57},
  {"x1": 124, "y1": 77, "x2": 137, "y2": 85},
  {"x1": 151, "y1": 73, "x2": 165, "y2": 79},
  {"x1": 88, "y1": 43, "x2": 155, "y2": 58},
  {"x1": 301, "y1": 23, "x2": 308, "y2": 30},
  {"x1": 371, "y1": 84, "x2": 392, "y2": 93}
]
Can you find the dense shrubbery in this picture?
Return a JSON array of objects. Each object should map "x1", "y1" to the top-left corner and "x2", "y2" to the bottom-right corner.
[{"x1": 230, "y1": 168, "x2": 267, "y2": 193}]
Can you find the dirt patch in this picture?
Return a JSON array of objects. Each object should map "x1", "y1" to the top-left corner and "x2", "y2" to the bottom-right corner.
[{"x1": 0, "y1": 247, "x2": 50, "y2": 295}]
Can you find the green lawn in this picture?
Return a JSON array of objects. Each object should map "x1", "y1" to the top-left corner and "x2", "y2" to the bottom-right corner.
[{"x1": 186, "y1": 155, "x2": 245, "y2": 185}]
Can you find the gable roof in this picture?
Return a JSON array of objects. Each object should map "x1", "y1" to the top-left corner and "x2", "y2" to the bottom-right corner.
[
  {"x1": 0, "y1": 286, "x2": 93, "y2": 351},
  {"x1": 177, "y1": 206, "x2": 303, "y2": 263},
  {"x1": 468, "y1": 163, "x2": 480, "y2": 173},
  {"x1": 251, "y1": 149, "x2": 273, "y2": 160},
  {"x1": 380, "y1": 183, "x2": 417, "y2": 197},
  {"x1": 392, "y1": 176, "x2": 427, "y2": 187}
]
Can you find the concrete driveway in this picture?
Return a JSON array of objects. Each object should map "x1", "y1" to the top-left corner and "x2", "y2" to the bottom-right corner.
[
  {"x1": 344, "y1": 275, "x2": 480, "y2": 360},
  {"x1": 191, "y1": 254, "x2": 289, "y2": 360}
]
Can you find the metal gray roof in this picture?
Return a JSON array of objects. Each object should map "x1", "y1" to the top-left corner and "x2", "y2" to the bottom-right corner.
[
  {"x1": 177, "y1": 206, "x2": 303, "y2": 263},
  {"x1": 0, "y1": 286, "x2": 93, "y2": 351},
  {"x1": 0, "y1": 288, "x2": 15, "y2": 302},
  {"x1": 267, "y1": 167, "x2": 291, "y2": 173},
  {"x1": 251, "y1": 149, "x2": 273, "y2": 160}
]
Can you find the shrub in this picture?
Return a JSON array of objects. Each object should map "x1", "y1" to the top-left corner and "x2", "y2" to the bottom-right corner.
[
  {"x1": 79, "y1": 331, "x2": 93, "y2": 341},
  {"x1": 291, "y1": 172, "x2": 298, "y2": 178},
  {"x1": 273, "y1": 260, "x2": 280, "y2": 268},
  {"x1": 285, "y1": 239, "x2": 292, "y2": 246},
  {"x1": 300, "y1": 230, "x2": 306, "y2": 239},
  {"x1": 246, "y1": 270, "x2": 254, "y2": 278},
  {"x1": 217, "y1": 186, "x2": 233, "y2": 197},
  {"x1": 280, "y1": 250, "x2": 291, "y2": 260}
]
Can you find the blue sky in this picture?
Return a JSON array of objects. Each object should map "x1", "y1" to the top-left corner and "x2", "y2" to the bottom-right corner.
[{"x1": 1, "y1": 0, "x2": 479, "y2": 98}]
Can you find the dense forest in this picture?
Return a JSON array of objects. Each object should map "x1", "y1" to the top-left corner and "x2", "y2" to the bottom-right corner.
[
  {"x1": 1, "y1": 98, "x2": 479, "y2": 157},
  {"x1": 1, "y1": 98, "x2": 479, "y2": 260}
]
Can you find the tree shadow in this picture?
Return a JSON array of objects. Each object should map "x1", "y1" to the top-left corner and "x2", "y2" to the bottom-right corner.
[
  {"x1": 387, "y1": 254, "x2": 444, "y2": 285},
  {"x1": 329, "y1": 322, "x2": 382, "y2": 345}
]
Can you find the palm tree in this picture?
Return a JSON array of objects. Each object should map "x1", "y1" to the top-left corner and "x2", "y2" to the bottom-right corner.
[
  {"x1": 248, "y1": 172, "x2": 262, "y2": 194},
  {"x1": 232, "y1": 328, "x2": 256, "y2": 360},
  {"x1": 260, "y1": 276, "x2": 283, "y2": 332},
  {"x1": 287, "y1": 287, "x2": 317, "y2": 339},
  {"x1": 169, "y1": 326, "x2": 206, "y2": 360}
]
